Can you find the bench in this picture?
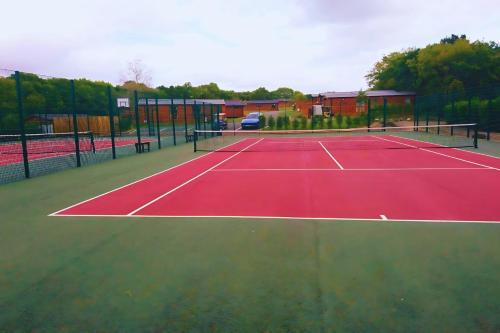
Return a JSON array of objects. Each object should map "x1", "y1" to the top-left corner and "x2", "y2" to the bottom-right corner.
[{"x1": 135, "y1": 140, "x2": 152, "y2": 153}]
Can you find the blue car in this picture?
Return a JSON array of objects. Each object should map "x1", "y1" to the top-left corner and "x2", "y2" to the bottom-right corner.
[{"x1": 241, "y1": 112, "x2": 261, "y2": 129}]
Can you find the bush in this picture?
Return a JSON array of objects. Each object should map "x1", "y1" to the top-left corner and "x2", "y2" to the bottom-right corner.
[
  {"x1": 336, "y1": 114, "x2": 344, "y2": 129},
  {"x1": 283, "y1": 116, "x2": 290, "y2": 129},
  {"x1": 316, "y1": 116, "x2": 324, "y2": 129},
  {"x1": 300, "y1": 117, "x2": 308, "y2": 129},
  {"x1": 119, "y1": 116, "x2": 133, "y2": 131},
  {"x1": 346, "y1": 116, "x2": 352, "y2": 128},
  {"x1": 326, "y1": 117, "x2": 333, "y2": 129},
  {"x1": 292, "y1": 118, "x2": 300, "y2": 130},
  {"x1": 267, "y1": 116, "x2": 275, "y2": 129},
  {"x1": 259, "y1": 115, "x2": 266, "y2": 128},
  {"x1": 276, "y1": 116, "x2": 284, "y2": 129}
]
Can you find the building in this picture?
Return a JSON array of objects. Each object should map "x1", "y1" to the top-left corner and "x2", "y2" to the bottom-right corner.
[
  {"x1": 135, "y1": 99, "x2": 226, "y2": 124},
  {"x1": 225, "y1": 100, "x2": 246, "y2": 118},
  {"x1": 245, "y1": 99, "x2": 281, "y2": 113},
  {"x1": 317, "y1": 90, "x2": 416, "y2": 116}
]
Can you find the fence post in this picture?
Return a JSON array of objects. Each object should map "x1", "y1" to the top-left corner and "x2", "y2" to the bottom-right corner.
[
  {"x1": 15, "y1": 71, "x2": 30, "y2": 178},
  {"x1": 467, "y1": 97, "x2": 472, "y2": 137},
  {"x1": 155, "y1": 97, "x2": 161, "y2": 149},
  {"x1": 425, "y1": 100, "x2": 429, "y2": 133},
  {"x1": 134, "y1": 90, "x2": 142, "y2": 152},
  {"x1": 216, "y1": 104, "x2": 220, "y2": 130},
  {"x1": 486, "y1": 97, "x2": 492, "y2": 140},
  {"x1": 437, "y1": 96, "x2": 441, "y2": 135},
  {"x1": 171, "y1": 98, "x2": 177, "y2": 146},
  {"x1": 183, "y1": 98, "x2": 188, "y2": 142},
  {"x1": 451, "y1": 95, "x2": 455, "y2": 136},
  {"x1": 202, "y1": 102, "x2": 207, "y2": 138},
  {"x1": 367, "y1": 98, "x2": 371, "y2": 132},
  {"x1": 70, "y1": 80, "x2": 81, "y2": 167},
  {"x1": 382, "y1": 97, "x2": 387, "y2": 131},
  {"x1": 145, "y1": 97, "x2": 152, "y2": 136},
  {"x1": 210, "y1": 103, "x2": 214, "y2": 135},
  {"x1": 107, "y1": 85, "x2": 116, "y2": 159}
]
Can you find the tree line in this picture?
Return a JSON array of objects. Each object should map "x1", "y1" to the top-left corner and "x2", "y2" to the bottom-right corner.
[{"x1": 366, "y1": 34, "x2": 499, "y2": 95}]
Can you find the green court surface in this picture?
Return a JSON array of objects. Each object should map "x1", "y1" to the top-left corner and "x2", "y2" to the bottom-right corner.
[{"x1": 1, "y1": 142, "x2": 500, "y2": 332}]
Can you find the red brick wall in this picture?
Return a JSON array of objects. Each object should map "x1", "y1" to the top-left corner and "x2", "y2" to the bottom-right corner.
[
  {"x1": 245, "y1": 103, "x2": 279, "y2": 112},
  {"x1": 323, "y1": 95, "x2": 414, "y2": 116}
]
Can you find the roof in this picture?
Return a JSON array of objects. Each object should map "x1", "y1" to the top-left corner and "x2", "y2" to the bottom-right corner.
[
  {"x1": 225, "y1": 100, "x2": 247, "y2": 106},
  {"x1": 320, "y1": 90, "x2": 416, "y2": 98},
  {"x1": 246, "y1": 99, "x2": 282, "y2": 104},
  {"x1": 138, "y1": 99, "x2": 225, "y2": 105}
]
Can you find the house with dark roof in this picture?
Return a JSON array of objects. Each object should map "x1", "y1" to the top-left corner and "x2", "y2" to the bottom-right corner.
[
  {"x1": 225, "y1": 100, "x2": 246, "y2": 118},
  {"x1": 317, "y1": 90, "x2": 416, "y2": 116}
]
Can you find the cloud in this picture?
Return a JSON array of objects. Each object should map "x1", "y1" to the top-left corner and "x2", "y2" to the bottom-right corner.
[{"x1": 1, "y1": 0, "x2": 498, "y2": 92}]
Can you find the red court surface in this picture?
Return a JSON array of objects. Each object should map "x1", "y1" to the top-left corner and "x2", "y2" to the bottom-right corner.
[
  {"x1": 0, "y1": 138, "x2": 137, "y2": 166},
  {"x1": 51, "y1": 135, "x2": 500, "y2": 223}
]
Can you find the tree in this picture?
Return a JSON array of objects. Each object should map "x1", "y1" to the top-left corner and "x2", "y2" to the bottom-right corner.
[{"x1": 122, "y1": 59, "x2": 152, "y2": 87}]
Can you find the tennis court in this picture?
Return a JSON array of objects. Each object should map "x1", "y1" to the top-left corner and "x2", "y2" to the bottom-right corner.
[
  {"x1": 51, "y1": 126, "x2": 500, "y2": 223},
  {"x1": 0, "y1": 133, "x2": 144, "y2": 167}
]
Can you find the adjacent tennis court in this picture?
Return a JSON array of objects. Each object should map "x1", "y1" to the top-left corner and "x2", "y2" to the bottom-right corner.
[{"x1": 51, "y1": 126, "x2": 500, "y2": 223}]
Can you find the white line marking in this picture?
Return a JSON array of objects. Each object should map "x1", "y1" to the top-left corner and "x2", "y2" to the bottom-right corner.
[
  {"x1": 318, "y1": 141, "x2": 344, "y2": 169},
  {"x1": 392, "y1": 135, "x2": 500, "y2": 160},
  {"x1": 49, "y1": 138, "x2": 247, "y2": 216},
  {"x1": 380, "y1": 214, "x2": 388, "y2": 220},
  {"x1": 210, "y1": 167, "x2": 490, "y2": 172},
  {"x1": 50, "y1": 214, "x2": 500, "y2": 224},
  {"x1": 126, "y1": 139, "x2": 265, "y2": 216},
  {"x1": 373, "y1": 136, "x2": 499, "y2": 171}
]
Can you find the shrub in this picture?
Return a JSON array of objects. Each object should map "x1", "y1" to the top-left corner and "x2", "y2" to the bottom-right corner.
[
  {"x1": 326, "y1": 117, "x2": 333, "y2": 129},
  {"x1": 267, "y1": 116, "x2": 275, "y2": 129},
  {"x1": 276, "y1": 116, "x2": 284, "y2": 129},
  {"x1": 259, "y1": 115, "x2": 266, "y2": 128},
  {"x1": 346, "y1": 116, "x2": 352, "y2": 128},
  {"x1": 292, "y1": 118, "x2": 300, "y2": 130},
  {"x1": 316, "y1": 116, "x2": 324, "y2": 129},
  {"x1": 300, "y1": 116, "x2": 308, "y2": 129},
  {"x1": 283, "y1": 116, "x2": 290, "y2": 129},
  {"x1": 336, "y1": 114, "x2": 344, "y2": 129}
]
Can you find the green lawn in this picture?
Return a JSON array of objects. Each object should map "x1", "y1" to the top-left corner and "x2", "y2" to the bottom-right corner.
[{"x1": 1, "y1": 143, "x2": 499, "y2": 332}]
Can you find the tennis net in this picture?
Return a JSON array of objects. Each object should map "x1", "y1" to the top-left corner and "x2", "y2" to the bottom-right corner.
[
  {"x1": 194, "y1": 123, "x2": 478, "y2": 152},
  {"x1": 0, "y1": 131, "x2": 95, "y2": 155}
]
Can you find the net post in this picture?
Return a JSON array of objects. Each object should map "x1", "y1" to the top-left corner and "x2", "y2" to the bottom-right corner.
[
  {"x1": 170, "y1": 98, "x2": 177, "y2": 146},
  {"x1": 70, "y1": 80, "x2": 81, "y2": 167},
  {"x1": 15, "y1": 71, "x2": 30, "y2": 179},
  {"x1": 90, "y1": 132, "x2": 96, "y2": 153},
  {"x1": 107, "y1": 85, "x2": 116, "y2": 159},
  {"x1": 183, "y1": 98, "x2": 188, "y2": 143},
  {"x1": 134, "y1": 90, "x2": 142, "y2": 152},
  {"x1": 425, "y1": 102, "x2": 429, "y2": 132},
  {"x1": 155, "y1": 97, "x2": 161, "y2": 149},
  {"x1": 382, "y1": 97, "x2": 387, "y2": 131},
  {"x1": 193, "y1": 130, "x2": 198, "y2": 152},
  {"x1": 473, "y1": 124, "x2": 478, "y2": 148}
]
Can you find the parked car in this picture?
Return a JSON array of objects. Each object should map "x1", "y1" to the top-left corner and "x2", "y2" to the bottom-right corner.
[
  {"x1": 213, "y1": 113, "x2": 228, "y2": 130},
  {"x1": 241, "y1": 112, "x2": 261, "y2": 129}
]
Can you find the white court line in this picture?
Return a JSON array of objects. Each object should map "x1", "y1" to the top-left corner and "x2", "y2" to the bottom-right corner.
[
  {"x1": 49, "y1": 138, "x2": 247, "y2": 216},
  {"x1": 318, "y1": 141, "x2": 344, "y2": 169},
  {"x1": 210, "y1": 167, "x2": 490, "y2": 172},
  {"x1": 380, "y1": 214, "x2": 388, "y2": 220},
  {"x1": 126, "y1": 138, "x2": 265, "y2": 216},
  {"x1": 50, "y1": 214, "x2": 500, "y2": 224},
  {"x1": 391, "y1": 135, "x2": 500, "y2": 160},
  {"x1": 373, "y1": 136, "x2": 499, "y2": 171}
]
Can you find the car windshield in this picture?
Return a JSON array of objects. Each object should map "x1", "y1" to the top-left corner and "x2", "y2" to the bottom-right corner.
[{"x1": 247, "y1": 113, "x2": 259, "y2": 119}]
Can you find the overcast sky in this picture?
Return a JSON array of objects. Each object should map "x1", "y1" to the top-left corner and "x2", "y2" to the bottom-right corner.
[{"x1": 1, "y1": 0, "x2": 498, "y2": 93}]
